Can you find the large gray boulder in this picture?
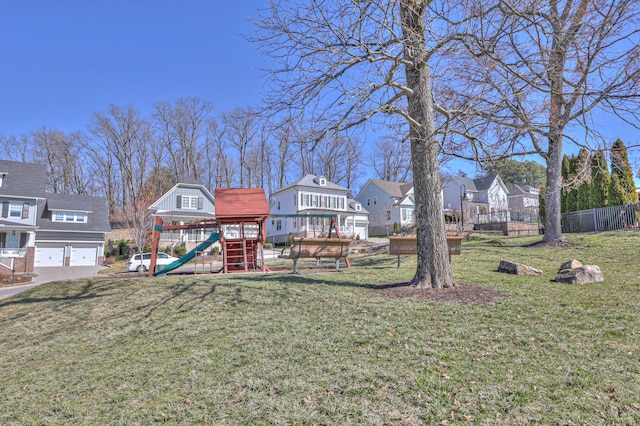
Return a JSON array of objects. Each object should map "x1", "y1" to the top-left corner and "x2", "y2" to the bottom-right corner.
[
  {"x1": 559, "y1": 259, "x2": 583, "y2": 271},
  {"x1": 555, "y1": 262, "x2": 604, "y2": 285},
  {"x1": 498, "y1": 260, "x2": 543, "y2": 276}
]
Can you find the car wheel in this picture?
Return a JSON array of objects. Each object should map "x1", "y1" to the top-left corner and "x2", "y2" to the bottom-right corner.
[{"x1": 136, "y1": 264, "x2": 146, "y2": 273}]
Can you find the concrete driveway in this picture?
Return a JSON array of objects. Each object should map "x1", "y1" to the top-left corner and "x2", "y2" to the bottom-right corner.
[{"x1": 0, "y1": 265, "x2": 104, "y2": 300}]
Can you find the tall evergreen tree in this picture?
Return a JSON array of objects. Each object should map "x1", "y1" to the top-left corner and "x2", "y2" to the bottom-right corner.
[
  {"x1": 610, "y1": 139, "x2": 636, "y2": 205},
  {"x1": 590, "y1": 150, "x2": 610, "y2": 208},
  {"x1": 609, "y1": 175, "x2": 628, "y2": 206},
  {"x1": 539, "y1": 186, "x2": 547, "y2": 222},
  {"x1": 576, "y1": 149, "x2": 592, "y2": 211},
  {"x1": 564, "y1": 155, "x2": 579, "y2": 213},
  {"x1": 561, "y1": 155, "x2": 572, "y2": 213}
]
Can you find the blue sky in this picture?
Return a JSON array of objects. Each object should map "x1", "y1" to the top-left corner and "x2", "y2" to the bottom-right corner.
[
  {"x1": 0, "y1": 0, "x2": 266, "y2": 135},
  {"x1": 0, "y1": 1, "x2": 637, "y2": 184}
]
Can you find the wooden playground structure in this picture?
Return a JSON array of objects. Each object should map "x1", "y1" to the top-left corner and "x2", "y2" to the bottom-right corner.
[
  {"x1": 148, "y1": 188, "x2": 272, "y2": 276},
  {"x1": 148, "y1": 188, "x2": 355, "y2": 276}
]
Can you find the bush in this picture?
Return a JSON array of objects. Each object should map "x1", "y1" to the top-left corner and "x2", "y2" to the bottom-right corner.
[
  {"x1": 263, "y1": 242, "x2": 273, "y2": 249},
  {"x1": 286, "y1": 232, "x2": 294, "y2": 246},
  {"x1": 212, "y1": 246, "x2": 220, "y2": 254},
  {"x1": 174, "y1": 245, "x2": 187, "y2": 257}
]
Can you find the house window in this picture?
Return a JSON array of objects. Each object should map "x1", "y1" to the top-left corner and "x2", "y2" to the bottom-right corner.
[
  {"x1": 293, "y1": 218, "x2": 297, "y2": 229},
  {"x1": 373, "y1": 196, "x2": 377, "y2": 205},
  {"x1": 338, "y1": 198, "x2": 345, "y2": 209},
  {"x1": 386, "y1": 210, "x2": 391, "y2": 221},
  {"x1": 330, "y1": 196, "x2": 336, "y2": 209},
  {"x1": 319, "y1": 177, "x2": 326, "y2": 186},
  {"x1": 9, "y1": 203, "x2": 22, "y2": 218},
  {"x1": 181, "y1": 195, "x2": 199, "y2": 209},
  {"x1": 277, "y1": 201, "x2": 281, "y2": 210},
  {"x1": 276, "y1": 220, "x2": 282, "y2": 231},
  {"x1": 367, "y1": 198, "x2": 370, "y2": 206},
  {"x1": 312, "y1": 195, "x2": 318, "y2": 207},
  {"x1": 302, "y1": 194, "x2": 310, "y2": 207},
  {"x1": 52, "y1": 211, "x2": 88, "y2": 223},
  {"x1": 355, "y1": 204, "x2": 361, "y2": 211},
  {"x1": 294, "y1": 194, "x2": 297, "y2": 206}
]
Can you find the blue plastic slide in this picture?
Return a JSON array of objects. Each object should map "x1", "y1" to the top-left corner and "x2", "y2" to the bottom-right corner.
[{"x1": 153, "y1": 232, "x2": 220, "y2": 276}]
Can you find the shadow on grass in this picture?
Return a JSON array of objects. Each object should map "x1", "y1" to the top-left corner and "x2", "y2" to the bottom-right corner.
[{"x1": 0, "y1": 280, "x2": 107, "y2": 308}]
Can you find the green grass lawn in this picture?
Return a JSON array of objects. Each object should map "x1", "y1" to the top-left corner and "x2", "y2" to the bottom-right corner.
[{"x1": 1, "y1": 232, "x2": 639, "y2": 424}]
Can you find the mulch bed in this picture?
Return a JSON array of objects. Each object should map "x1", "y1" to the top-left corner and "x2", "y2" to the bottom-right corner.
[{"x1": 374, "y1": 282, "x2": 508, "y2": 305}]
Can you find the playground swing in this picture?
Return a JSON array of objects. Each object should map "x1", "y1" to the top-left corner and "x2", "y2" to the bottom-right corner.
[{"x1": 276, "y1": 214, "x2": 353, "y2": 274}]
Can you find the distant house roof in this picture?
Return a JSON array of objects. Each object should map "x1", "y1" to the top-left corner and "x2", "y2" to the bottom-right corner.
[
  {"x1": 37, "y1": 194, "x2": 111, "y2": 233},
  {"x1": 367, "y1": 179, "x2": 412, "y2": 198},
  {"x1": 447, "y1": 175, "x2": 478, "y2": 192},
  {"x1": 214, "y1": 188, "x2": 270, "y2": 219},
  {"x1": 0, "y1": 159, "x2": 47, "y2": 198},
  {"x1": 177, "y1": 175, "x2": 201, "y2": 185},
  {"x1": 274, "y1": 174, "x2": 349, "y2": 194},
  {"x1": 473, "y1": 173, "x2": 499, "y2": 191},
  {"x1": 507, "y1": 184, "x2": 539, "y2": 196},
  {"x1": 348, "y1": 199, "x2": 369, "y2": 215}
]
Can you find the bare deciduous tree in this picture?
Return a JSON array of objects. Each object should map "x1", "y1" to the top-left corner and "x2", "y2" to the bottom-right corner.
[
  {"x1": 31, "y1": 127, "x2": 91, "y2": 195},
  {"x1": 220, "y1": 107, "x2": 259, "y2": 187},
  {"x1": 152, "y1": 97, "x2": 213, "y2": 182},
  {"x1": 368, "y1": 132, "x2": 413, "y2": 182},
  {"x1": 440, "y1": 0, "x2": 640, "y2": 242},
  {"x1": 89, "y1": 105, "x2": 152, "y2": 221},
  {"x1": 253, "y1": 0, "x2": 459, "y2": 288}
]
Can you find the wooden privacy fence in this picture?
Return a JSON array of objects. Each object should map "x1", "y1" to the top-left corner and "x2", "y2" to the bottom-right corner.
[{"x1": 561, "y1": 204, "x2": 639, "y2": 233}]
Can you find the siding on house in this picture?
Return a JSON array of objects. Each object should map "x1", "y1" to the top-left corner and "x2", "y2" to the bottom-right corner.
[{"x1": 267, "y1": 174, "x2": 369, "y2": 243}]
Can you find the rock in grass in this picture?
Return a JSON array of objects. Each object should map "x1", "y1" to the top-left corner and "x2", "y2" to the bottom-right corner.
[
  {"x1": 498, "y1": 260, "x2": 543, "y2": 276},
  {"x1": 558, "y1": 259, "x2": 583, "y2": 272},
  {"x1": 555, "y1": 265, "x2": 604, "y2": 285}
]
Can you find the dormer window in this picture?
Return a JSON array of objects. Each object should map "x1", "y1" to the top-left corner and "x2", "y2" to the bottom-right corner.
[
  {"x1": 52, "y1": 211, "x2": 88, "y2": 223},
  {"x1": 355, "y1": 204, "x2": 361, "y2": 211},
  {"x1": 0, "y1": 173, "x2": 5, "y2": 187},
  {"x1": 177, "y1": 195, "x2": 202, "y2": 210},
  {"x1": 319, "y1": 177, "x2": 327, "y2": 186}
]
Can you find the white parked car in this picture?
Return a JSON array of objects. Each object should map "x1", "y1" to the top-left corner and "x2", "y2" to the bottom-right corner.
[{"x1": 127, "y1": 252, "x2": 179, "y2": 272}]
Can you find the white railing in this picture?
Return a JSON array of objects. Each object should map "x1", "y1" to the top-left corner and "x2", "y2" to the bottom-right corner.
[
  {"x1": 0, "y1": 248, "x2": 26, "y2": 258},
  {"x1": 0, "y1": 256, "x2": 14, "y2": 271}
]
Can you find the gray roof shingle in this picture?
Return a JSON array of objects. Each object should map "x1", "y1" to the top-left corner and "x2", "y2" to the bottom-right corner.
[{"x1": 0, "y1": 160, "x2": 47, "y2": 197}]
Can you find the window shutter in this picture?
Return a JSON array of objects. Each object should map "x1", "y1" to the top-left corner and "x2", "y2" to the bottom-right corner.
[
  {"x1": 0, "y1": 233, "x2": 5, "y2": 247},
  {"x1": 19, "y1": 233, "x2": 27, "y2": 247},
  {"x1": 1, "y1": 202, "x2": 8, "y2": 218},
  {"x1": 198, "y1": 197, "x2": 203, "y2": 209},
  {"x1": 176, "y1": 195, "x2": 182, "y2": 209},
  {"x1": 22, "y1": 203, "x2": 29, "y2": 219}
]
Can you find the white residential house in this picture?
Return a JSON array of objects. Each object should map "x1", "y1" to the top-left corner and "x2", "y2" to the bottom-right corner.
[
  {"x1": 507, "y1": 184, "x2": 540, "y2": 214},
  {"x1": 355, "y1": 179, "x2": 415, "y2": 236},
  {"x1": 442, "y1": 174, "x2": 510, "y2": 224},
  {"x1": 266, "y1": 174, "x2": 369, "y2": 244}
]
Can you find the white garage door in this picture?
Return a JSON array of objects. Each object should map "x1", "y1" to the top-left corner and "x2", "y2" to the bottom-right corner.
[
  {"x1": 70, "y1": 246, "x2": 97, "y2": 266},
  {"x1": 35, "y1": 246, "x2": 65, "y2": 267}
]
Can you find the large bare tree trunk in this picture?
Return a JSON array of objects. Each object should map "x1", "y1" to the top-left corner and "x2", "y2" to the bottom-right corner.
[{"x1": 401, "y1": 0, "x2": 456, "y2": 288}]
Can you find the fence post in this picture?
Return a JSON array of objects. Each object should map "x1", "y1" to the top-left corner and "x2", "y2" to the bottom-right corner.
[{"x1": 593, "y1": 208, "x2": 598, "y2": 233}]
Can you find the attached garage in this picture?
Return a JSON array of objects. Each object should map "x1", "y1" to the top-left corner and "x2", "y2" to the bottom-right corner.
[
  {"x1": 70, "y1": 245, "x2": 98, "y2": 266},
  {"x1": 35, "y1": 244, "x2": 65, "y2": 267}
]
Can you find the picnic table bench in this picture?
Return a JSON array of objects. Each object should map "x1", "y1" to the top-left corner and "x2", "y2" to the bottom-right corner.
[
  {"x1": 388, "y1": 235, "x2": 463, "y2": 267},
  {"x1": 279, "y1": 237, "x2": 352, "y2": 274}
]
